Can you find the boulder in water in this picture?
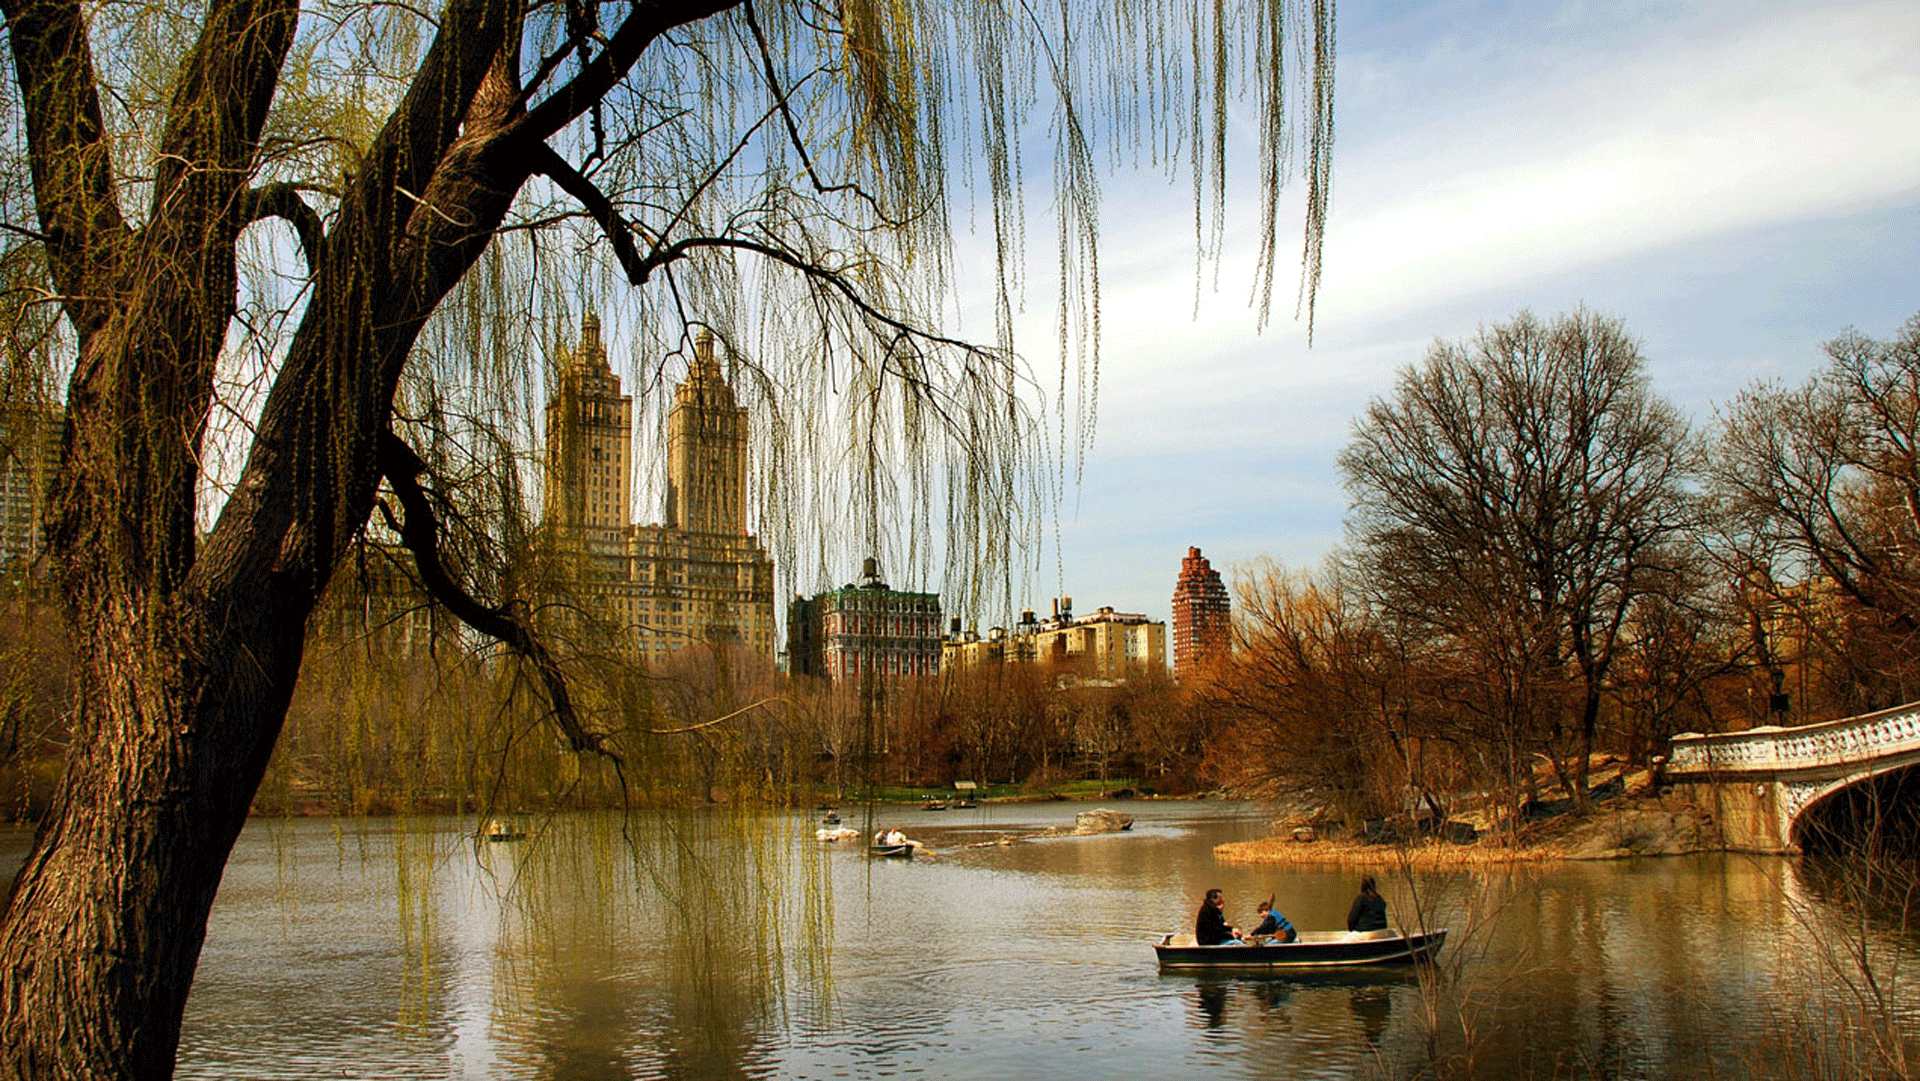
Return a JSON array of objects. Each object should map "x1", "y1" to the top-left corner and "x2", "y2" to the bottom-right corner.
[{"x1": 1073, "y1": 808, "x2": 1133, "y2": 834}]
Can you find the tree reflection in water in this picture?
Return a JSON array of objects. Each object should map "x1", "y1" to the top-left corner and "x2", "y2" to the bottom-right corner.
[{"x1": 448, "y1": 808, "x2": 820, "y2": 1079}]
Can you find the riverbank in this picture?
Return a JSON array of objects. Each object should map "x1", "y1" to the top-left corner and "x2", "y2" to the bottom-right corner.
[{"x1": 1217, "y1": 791, "x2": 1718, "y2": 869}]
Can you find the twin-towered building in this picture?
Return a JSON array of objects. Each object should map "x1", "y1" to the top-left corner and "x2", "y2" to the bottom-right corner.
[{"x1": 541, "y1": 316, "x2": 777, "y2": 662}]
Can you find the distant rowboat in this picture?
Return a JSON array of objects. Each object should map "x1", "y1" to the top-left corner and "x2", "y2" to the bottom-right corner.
[
  {"x1": 484, "y1": 818, "x2": 531, "y2": 843},
  {"x1": 868, "y1": 842, "x2": 915, "y2": 859}
]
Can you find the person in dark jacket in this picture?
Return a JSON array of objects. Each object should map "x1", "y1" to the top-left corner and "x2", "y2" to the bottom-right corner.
[
  {"x1": 1195, "y1": 888, "x2": 1243, "y2": 945},
  {"x1": 1346, "y1": 875, "x2": 1388, "y2": 935}
]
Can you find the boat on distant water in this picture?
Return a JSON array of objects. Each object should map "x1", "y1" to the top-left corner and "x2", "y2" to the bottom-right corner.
[
  {"x1": 484, "y1": 818, "x2": 531, "y2": 843},
  {"x1": 868, "y1": 842, "x2": 915, "y2": 859},
  {"x1": 1153, "y1": 929, "x2": 1447, "y2": 971}
]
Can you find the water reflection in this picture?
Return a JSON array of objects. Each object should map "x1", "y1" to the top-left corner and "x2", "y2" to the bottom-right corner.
[
  {"x1": 1348, "y1": 984, "x2": 1390, "y2": 1047},
  {"x1": 1193, "y1": 980, "x2": 1227, "y2": 1031},
  {"x1": 8, "y1": 801, "x2": 1901, "y2": 1081}
]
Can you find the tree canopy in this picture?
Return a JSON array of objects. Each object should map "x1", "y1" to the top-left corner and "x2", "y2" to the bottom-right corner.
[{"x1": 0, "y1": 1, "x2": 1335, "y2": 1076}]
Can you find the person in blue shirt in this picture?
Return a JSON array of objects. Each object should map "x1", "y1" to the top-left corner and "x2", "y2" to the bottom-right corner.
[{"x1": 1249, "y1": 896, "x2": 1297, "y2": 944}]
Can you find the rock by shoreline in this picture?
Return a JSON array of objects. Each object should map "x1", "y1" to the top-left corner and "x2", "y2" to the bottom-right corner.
[{"x1": 1217, "y1": 796, "x2": 1717, "y2": 868}]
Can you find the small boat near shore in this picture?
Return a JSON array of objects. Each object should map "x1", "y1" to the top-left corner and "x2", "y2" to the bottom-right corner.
[
  {"x1": 483, "y1": 818, "x2": 532, "y2": 843},
  {"x1": 1153, "y1": 928, "x2": 1447, "y2": 971}
]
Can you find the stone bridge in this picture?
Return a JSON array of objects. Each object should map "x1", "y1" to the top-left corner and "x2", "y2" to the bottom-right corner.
[{"x1": 1664, "y1": 701, "x2": 1920, "y2": 853}]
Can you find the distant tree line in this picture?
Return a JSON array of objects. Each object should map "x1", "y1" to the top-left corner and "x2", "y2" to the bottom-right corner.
[
  {"x1": 1, "y1": 559, "x2": 1209, "y2": 819},
  {"x1": 1201, "y1": 307, "x2": 1920, "y2": 838}
]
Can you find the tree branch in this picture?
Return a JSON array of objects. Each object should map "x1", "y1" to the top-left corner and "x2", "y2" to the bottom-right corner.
[
  {"x1": 637, "y1": 234, "x2": 996, "y2": 359},
  {"x1": 239, "y1": 183, "x2": 325, "y2": 273},
  {"x1": 514, "y1": 0, "x2": 741, "y2": 144},
  {"x1": 376, "y1": 429, "x2": 617, "y2": 762},
  {"x1": 741, "y1": 0, "x2": 899, "y2": 225},
  {"x1": 0, "y1": 0, "x2": 129, "y2": 334}
]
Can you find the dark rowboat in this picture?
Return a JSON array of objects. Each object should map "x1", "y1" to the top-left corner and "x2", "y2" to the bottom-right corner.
[
  {"x1": 1154, "y1": 929, "x2": 1447, "y2": 971},
  {"x1": 869, "y1": 843, "x2": 915, "y2": 859}
]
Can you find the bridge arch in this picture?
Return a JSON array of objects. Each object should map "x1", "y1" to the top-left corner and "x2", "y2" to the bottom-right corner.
[{"x1": 1790, "y1": 761, "x2": 1920, "y2": 858}]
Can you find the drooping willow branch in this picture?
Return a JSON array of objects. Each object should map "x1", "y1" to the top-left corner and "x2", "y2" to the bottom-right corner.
[
  {"x1": 376, "y1": 429, "x2": 617, "y2": 762},
  {"x1": 740, "y1": 0, "x2": 901, "y2": 227}
]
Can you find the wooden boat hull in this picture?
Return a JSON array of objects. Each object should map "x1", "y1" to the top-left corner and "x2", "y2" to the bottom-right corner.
[
  {"x1": 869, "y1": 843, "x2": 915, "y2": 859},
  {"x1": 1154, "y1": 929, "x2": 1446, "y2": 971}
]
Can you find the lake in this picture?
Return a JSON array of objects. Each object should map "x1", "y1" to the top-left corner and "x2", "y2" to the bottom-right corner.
[{"x1": 3, "y1": 799, "x2": 1916, "y2": 1079}]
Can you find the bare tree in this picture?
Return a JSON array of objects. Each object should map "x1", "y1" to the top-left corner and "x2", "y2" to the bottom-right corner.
[
  {"x1": 1708, "y1": 312, "x2": 1920, "y2": 712},
  {"x1": 1201, "y1": 558, "x2": 1422, "y2": 827},
  {"x1": 0, "y1": 2, "x2": 1335, "y2": 1073},
  {"x1": 1339, "y1": 309, "x2": 1695, "y2": 822}
]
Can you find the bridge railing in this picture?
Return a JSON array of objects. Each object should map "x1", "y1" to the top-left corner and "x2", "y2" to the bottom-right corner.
[{"x1": 1667, "y1": 701, "x2": 1920, "y2": 775}]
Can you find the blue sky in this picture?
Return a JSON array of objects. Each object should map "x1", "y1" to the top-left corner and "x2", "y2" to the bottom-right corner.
[{"x1": 962, "y1": 0, "x2": 1920, "y2": 630}]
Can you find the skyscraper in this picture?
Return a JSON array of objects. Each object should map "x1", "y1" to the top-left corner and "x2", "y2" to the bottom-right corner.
[
  {"x1": 1171, "y1": 546, "x2": 1230, "y2": 679},
  {"x1": 543, "y1": 318, "x2": 776, "y2": 663},
  {"x1": 665, "y1": 332, "x2": 747, "y2": 535},
  {"x1": 543, "y1": 313, "x2": 631, "y2": 535},
  {"x1": 0, "y1": 404, "x2": 65, "y2": 575}
]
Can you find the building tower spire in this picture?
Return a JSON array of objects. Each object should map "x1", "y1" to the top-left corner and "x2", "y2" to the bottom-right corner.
[
  {"x1": 543, "y1": 312, "x2": 632, "y2": 531},
  {"x1": 666, "y1": 328, "x2": 748, "y2": 535}
]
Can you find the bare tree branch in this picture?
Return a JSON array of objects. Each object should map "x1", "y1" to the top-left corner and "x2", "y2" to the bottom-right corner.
[
  {"x1": 377, "y1": 429, "x2": 617, "y2": 762},
  {"x1": 239, "y1": 183, "x2": 325, "y2": 273}
]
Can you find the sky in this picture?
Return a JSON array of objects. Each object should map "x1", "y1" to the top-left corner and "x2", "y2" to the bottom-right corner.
[{"x1": 966, "y1": 0, "x2": 1920, "y2": 632}]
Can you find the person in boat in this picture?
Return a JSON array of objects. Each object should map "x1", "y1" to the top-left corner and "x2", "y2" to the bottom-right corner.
[
  {"x1": 1195, "y1": 888, "x2": 1245, "y2": 946},
  {"x1": 1346, "y1": 875, "x2": 1389, "y2": 937},
  {"x1": 878, "y1": 827, "x2": 906, "y2": 847},
  {"x1": 1249, "y1": 896, "x2": 1298, "y2": 944}
]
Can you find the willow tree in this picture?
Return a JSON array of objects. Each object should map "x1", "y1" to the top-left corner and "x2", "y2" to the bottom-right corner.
[{"x1": 0, "y1": 0, "x2": 1333, "y2": 1075}]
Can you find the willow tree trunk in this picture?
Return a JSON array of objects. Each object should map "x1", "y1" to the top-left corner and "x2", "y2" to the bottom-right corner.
[
  {"x1": 0, "y1": 592, "x2": 312, "y2": 1076},
  {"x1": 0, "y1": 0, "x2": 741, "y2": 1070}
]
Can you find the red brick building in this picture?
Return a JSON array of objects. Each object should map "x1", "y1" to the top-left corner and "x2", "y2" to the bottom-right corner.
[{"x1": 1171, "y1": 546, "x2": 1231, "y2": 679}]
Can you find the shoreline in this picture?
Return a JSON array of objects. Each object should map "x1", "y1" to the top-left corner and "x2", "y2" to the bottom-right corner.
[{"x1": 1217, "y1": 797, "x2": 1724, "y2": 868}]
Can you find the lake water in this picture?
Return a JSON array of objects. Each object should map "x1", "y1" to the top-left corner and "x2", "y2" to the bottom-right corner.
[{"x1": 4, "y1": 799, "x2": 1917, "y2": 1079}]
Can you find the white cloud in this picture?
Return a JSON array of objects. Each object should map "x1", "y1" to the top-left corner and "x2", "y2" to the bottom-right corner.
[{"x1": 1319, "y1": 3, "x2": 1920, "y2": 322}]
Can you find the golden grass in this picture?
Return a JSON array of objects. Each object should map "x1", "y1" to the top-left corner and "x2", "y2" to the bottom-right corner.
[{"x1": 1214, "y1": 836, "x2": 1571, "y2": 869}]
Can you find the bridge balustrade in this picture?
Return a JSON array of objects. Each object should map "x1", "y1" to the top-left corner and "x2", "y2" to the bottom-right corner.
[{"x1": 1667, "y1": 703, "x2": 1920, "y2": 776}]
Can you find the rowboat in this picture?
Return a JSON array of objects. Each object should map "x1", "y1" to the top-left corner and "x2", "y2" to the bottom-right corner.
[
  {"x1": 868, "y1": 842, "x2": 915, "y2": 859},
  {"x1": 1153, "y1": 928, "x2": 1447, "y2": 971},
  {"x1": 484, "y1": 818, "x2": 531, "y2": 843}
]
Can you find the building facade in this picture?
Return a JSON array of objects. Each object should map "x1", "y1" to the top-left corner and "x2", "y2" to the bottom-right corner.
[
  {"x1": 787, "y1": 558, "x2": 943, "y2": 682},
  {"x1": 1167, "y1": 549, "x2": 1228, "y2": 675},
  {"x1": 0, "y1": 404, "x2": 65, "y2": 575},
  {"x1": 1171, "y1": 546, "x2": 1231, "y2": 679},
  {"x1": 543, "y1": 317, "x2": 776, "y2": 663},
  {"x1": 943, "y1": 595, "x2": 1166, "y2": 682}
]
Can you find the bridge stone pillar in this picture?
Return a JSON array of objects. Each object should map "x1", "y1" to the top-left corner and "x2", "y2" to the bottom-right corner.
[{"x1": 1666, "y1": 774, "x2": 1791, "y2": 853}]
